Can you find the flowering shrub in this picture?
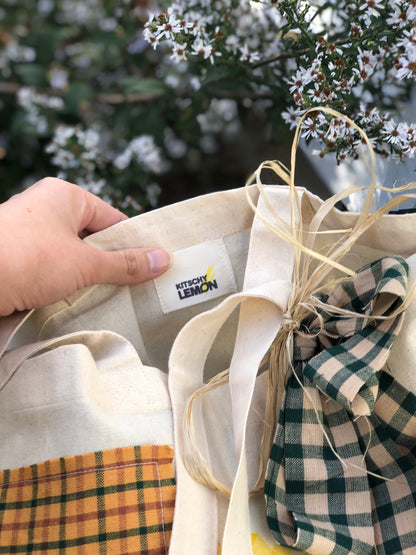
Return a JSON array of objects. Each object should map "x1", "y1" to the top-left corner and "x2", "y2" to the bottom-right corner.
[
  {"x1": 1, "y1": 0, "x2": 415, "y2": 209},
  {"x1": 147, "y1": 0, "x2": 416, "y2": 162}
]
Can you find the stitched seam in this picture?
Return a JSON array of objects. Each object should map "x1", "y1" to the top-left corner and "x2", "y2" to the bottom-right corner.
[{"x1": 1, "y1": 459, "x2": 174, "y2": 488}]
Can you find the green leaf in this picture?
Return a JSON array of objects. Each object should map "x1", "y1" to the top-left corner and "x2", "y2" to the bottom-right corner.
[
  {"x1": 64, "y1": 82, "x2": 94, "y2": 114},
  {"x1": 14, "y1": 64, "x2": 47, "y2": 87},
  {"x1": 119, "y1": 77, "x2": 167, "y2": 97},
  {"x1": 201, "y1": 65, "x2": 235, "y2": 85},
  {"x1": 31, "y1": 29, "x2": 70, "y2": 65},
  {"x1": 10, "y1": 110, "x2": 30, "y2": 135}
]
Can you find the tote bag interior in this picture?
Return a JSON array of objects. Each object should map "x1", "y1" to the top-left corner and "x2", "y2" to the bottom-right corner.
[{"x1": 1, "y1": 184, "x2": 416, "y2": 553}]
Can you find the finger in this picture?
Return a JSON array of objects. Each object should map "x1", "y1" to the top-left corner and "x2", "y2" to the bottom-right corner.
[
  {"x1": 30, "y1": 177, "x2": 129, "y2": 234},
  {"x1": 83, "y1": 245, "x2": 171, "y2": 286},
  {"x1": 79, "y1": 189, "x2": 128, "y2": 234}
]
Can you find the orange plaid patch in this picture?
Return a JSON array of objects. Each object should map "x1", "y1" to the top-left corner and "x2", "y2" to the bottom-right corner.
[{"x1": 0, "y1": 445, "x2": 176, "y2": 554}]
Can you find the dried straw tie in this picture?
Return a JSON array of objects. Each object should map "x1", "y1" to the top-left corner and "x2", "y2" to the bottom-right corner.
[{"x1": 181, "y1": 108, "x2": 416, "y2": 550}]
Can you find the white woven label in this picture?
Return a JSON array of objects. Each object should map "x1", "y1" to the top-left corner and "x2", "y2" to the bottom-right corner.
[{"x1": 154, "y1": 238, "x2": 237, "y2": 314}]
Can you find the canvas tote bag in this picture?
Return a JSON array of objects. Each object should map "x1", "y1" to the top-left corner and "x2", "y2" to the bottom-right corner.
[
  {"x1": 1, "y1": 183, "x2": 416, "y2": 554},
  {"x1": 1, "y1": 112, "x2": 416, "y2": 553},
  {"x1": 0, "y1": 183, "x2": 298, "y2": 554}
]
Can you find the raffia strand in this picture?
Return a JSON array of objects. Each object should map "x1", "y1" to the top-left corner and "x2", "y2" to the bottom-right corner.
[{"x1": 182, "y1": 106, "x2": 416, "y2": 496}]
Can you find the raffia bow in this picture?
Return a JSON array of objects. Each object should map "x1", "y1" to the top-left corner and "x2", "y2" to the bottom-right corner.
[{"x1": 183, "y1": 107, "x2": 416, "y2": 496}]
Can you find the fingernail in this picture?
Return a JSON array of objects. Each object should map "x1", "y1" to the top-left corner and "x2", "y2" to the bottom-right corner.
[{"x1": 146, "y1": 249, "x2": 171, "y2": 274}]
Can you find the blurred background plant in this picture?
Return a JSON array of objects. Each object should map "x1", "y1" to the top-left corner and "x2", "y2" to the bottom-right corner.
[{"x1": 1, "y1": 0, "x2": 415, "y2": 211}]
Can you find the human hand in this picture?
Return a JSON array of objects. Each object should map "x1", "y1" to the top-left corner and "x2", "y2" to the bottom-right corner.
[{"x1": 0, "y1": 178, "x2": 171, "y2": 316}]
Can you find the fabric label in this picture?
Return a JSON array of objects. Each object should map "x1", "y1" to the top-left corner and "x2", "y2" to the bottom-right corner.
[{"x1": 154, "y1": 238, "x2": 237, "y2": 314}]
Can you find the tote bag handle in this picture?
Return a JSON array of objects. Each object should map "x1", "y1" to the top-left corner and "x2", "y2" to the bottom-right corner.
[
  {"x1": 0, "y1": 310, "x2": 32, "y2": 360},
  {"x1": 169, "y1": 187, "x2": 297, "y2": 554}
]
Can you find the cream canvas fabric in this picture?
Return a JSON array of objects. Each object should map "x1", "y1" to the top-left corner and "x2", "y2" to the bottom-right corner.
[{"x1": 0, "y1": 185, "x2": 416, "y2": 554}]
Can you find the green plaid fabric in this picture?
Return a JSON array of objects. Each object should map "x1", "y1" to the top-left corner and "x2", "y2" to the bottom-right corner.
[{"x1": 265, "y1": 256, "x2": 416, "y2": 554}]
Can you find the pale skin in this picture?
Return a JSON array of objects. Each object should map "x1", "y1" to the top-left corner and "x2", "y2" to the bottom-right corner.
[{"x1": 0, "y1": 177, "x2": 171, "y2": 317}]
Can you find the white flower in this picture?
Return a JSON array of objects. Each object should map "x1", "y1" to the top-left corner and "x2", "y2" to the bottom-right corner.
[
  {"x1": 239, "y1": 44, "x2": 261, "y2": 63},
  {"x1": 402, "y1": 125, "x2": 416, "y2": 157},
  {"x1": 114, "y1": 135, "x2": 166, "y2": 174},
  {"x1": 47, "y1": 124, "x2": 102, "y2": 172},
  {"x1": 357, "y1": 103, "x2": 382, "y2": 125},
  {"x1": 197, "y1": 99, "x2": 238, "y2": 134},
  {"x1": 146, "y1": 182, "x2": 162, "y2": 207},
  {"x1": 56, "y1": 0, "x2": 105, "y2": 26},
  {"x1": 77, "y1": 176, "x2": 106, "y2": 195},
  {"x1": 281, "y1": 107, "x2": 305, "y2": 130},
  {"x1": 47, "y1": 97, "x2": 64, "y2": 110},
  {"x1": 17, "y1": 87, "x2": 33, "y2": 108},
  {"x1": 301, "y1": 117, "x2": 320, "y2": 140},
  {"x1": 387, "y1": 4, "x2": 415, "y2": 27},
  {"x1": 164, "y1": 73, "x2": 181, "y2": 89},
  {"x1": 190, "y1": 76, "x2": 201, "y2": 91},
  {"x1": 212, "y1": 99, "x2": 238, "y2": 121},
  {"x1": 352, "y1": 134, "x2": 378, "y2": 150},
  {"x1": 200, "y1": 134, "x2": 217, "y2": 154},
  {"x1": 143, "y1": 24, "x2": 161, "y2": 50},
  {"x1": 286, "y1": 69, "x2": 307, "y2": 94},
  {"x1": 99, "y1": 18, "x2": 118, "y2": 32},
  {"x1": 155, "y1": 14, "x2": 183, "y2": 40},
  {"x1": 120, "y1": 195, "x2": 143, "y2": 212},
  {"x1": 51, "y1": 125, "x2": 76, "y2": 146},
  {"x1": 332, "y1": 75, "x2": 354, "y2": 92},
  {"x1": 81, "y1": 128, "x2": 100, "y2": 151},
  {"x1": 171, "y1": 42, "x2": 188, "y2": 63},
  {"x1": 113, "y1": 150, "x2": 132, "y2": 170},
  {"x1": 49, "y1": 68, "x2": 69, "y2": 90},
  {"x1": 33, "y1": 116, "x2": 48, "y2": 134},
  {"x1": 37, "y1": 0, "x2": 54, "y2": 15},
  {"x1": 165, "y1": 128, "x2": 187, "y2": 158},
  {"x1": 394, "y1": 57, "x2": 416, "y2": 80},
  {"x1": 296, "y1": 0, "x2": 317, "y2": 24},
  {"x1": 359, "y1": 0, "x2": 384, "y2": 25},
  {"x1": 225, "y1": 34, "x2": 239, "y2": 53},
  {"x1": 398, "y1": 28, "x2": 416, "y2": 52},
  {"x1": 7, "y1": 41, "x2": 36, "y2": 63},
  {"x1": 0, "y1": 41, "x2": 36, "y2": 76},
  {"x1": 189, "y1": 39, "x2": 221, "y2": 64},
  {"x1": 191, "y1": 39, "x2": 211, "y2": 59},
  {"x1": 381, "y1": 120, "x2": 402, "y2": 145},
  {"x1": 356, "y1": 48, "x2": 377, "y2": 78},
  {"x1": 403, "y1": 143, "x2": 416, "y2": 158},
  {"x1": 408, "y1": 4, "x2": 416, "y2": 22},
  {"x1": 17, "y1": 87, "x2": 64, "y2": 133}
]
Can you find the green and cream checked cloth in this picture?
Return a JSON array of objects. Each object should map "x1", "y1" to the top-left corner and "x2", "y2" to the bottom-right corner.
[{"x1": 265, "y1": 256, "x2": 416, "y2": 554}]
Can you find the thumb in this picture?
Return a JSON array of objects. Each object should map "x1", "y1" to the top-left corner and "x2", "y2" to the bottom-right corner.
[{"x1": 83, "y1": 245, "x2": 171, "y2": 286}]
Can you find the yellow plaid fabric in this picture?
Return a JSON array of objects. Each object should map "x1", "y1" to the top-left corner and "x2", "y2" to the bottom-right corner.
[{"x1": 0, "y1": 445, "x2": 176, "y2": 554}]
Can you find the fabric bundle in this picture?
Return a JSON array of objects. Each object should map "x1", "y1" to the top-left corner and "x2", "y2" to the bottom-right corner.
[{"x1": 266, "y1": 256, "x2": 416, "y2": 554}]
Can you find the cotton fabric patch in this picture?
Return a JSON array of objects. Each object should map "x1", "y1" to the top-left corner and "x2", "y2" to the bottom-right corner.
[
  {"x1": 265, "y1": 256, "x2": 416, "y2": 554},
  {"x1": 0, "y1": 445, "x2": 176, "y2": 554}
]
